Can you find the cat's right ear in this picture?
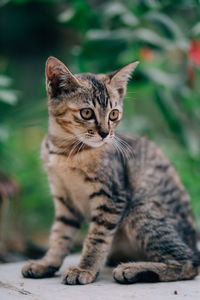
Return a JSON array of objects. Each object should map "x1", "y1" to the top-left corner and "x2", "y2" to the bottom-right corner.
[
  {"x1": 108, "y1": 61, "x2": 139, "y2": 99},
  {"x1": 46, "y1": 56, "x2": 80, "y2": 98}
]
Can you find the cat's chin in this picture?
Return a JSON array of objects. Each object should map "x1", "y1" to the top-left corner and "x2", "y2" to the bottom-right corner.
[{"x1": 84, "y1": 140, "x2": 106, "y2": 148}]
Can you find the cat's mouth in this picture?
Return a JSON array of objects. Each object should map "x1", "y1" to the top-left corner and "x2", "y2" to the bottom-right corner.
[
  {"x1": 86, "y1": 140, "x2": 105, "y2": 148},
  {"x1": 79, "y1": 135, "x2": 110, "y2": 148}
]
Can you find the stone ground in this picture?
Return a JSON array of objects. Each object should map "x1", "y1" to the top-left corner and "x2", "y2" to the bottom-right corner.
[{"x1": 0, "y1": 254, "x2": 200, "y2": 300}]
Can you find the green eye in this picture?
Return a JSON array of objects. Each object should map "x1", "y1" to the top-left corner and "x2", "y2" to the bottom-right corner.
[
  {"x1": 80, "y1": 108, "x2": 94, "y2": 120},
  {"x1": 109, "y1": 109, "x2": 119, "y2": 121}
]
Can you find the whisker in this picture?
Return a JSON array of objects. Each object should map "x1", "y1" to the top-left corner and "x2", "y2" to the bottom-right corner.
[
  {"x1": 113, "y1": 136, "x2": 134, "y2": 161},
  {"x1": 111, "y1": 140, "x2": 121, "y2": 158},
  {"x1": 126, "y1": 91, "x2": 137, "y2": 95},
  {"x1": 56, "y1": 133, "x2": 86, "y2": 149},
  {"x1": 67, "y1": 140, "x2": 82, "y2": 163},
  {"x1": 117, "y1": 140, "x2": 129, "y2": 162},
  {"x1": 76, "y1": 141, "x2": 84, "y2": 163},
  {"x1": 115, "y1": 136, "x2": 135, "y2": 160},
  {"x1": 111, "y1": 140, "x2": 120, "y2": 159},
  {"x1": 112, "y1": 139, "x2": 126, "y2": 163},
  {"x1": 116, "y1": 136, "x2": 135, "y2": 154},
  {"x1": 124, "y1": 97, "x2": 137, "y2": 100}
]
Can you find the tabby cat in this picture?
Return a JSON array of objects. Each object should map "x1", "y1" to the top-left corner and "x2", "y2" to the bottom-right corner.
[{"x1": 22, "y1": 56, "x2": 199, "y2": 284}]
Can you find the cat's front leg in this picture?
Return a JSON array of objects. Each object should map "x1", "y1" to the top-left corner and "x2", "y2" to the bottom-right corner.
[
  {"x1": 22, "y1": 195, "x2": 82, "y2": 278},
  {"x1": 63, "y1": 194, "x2": 122, "y2": 285}
]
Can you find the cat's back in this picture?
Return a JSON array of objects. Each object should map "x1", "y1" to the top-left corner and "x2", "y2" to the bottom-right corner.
[
  {"x1": 119, "y1": 134, "x2": 185, "y2": 193},
  {"x1": 120, "y1": 134, "x2": 196, "y2": 250},
  {"x1": 120, "y1": 134, "x2": 190, "y2": 208}
]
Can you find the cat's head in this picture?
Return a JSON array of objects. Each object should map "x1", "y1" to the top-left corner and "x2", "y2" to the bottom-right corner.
[{"x1": 46, "y1": 56, "x2": 138, "y2": 148}]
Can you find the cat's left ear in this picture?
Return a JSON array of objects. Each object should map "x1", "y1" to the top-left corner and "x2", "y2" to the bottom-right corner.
[{"x1": 108, "y1": 61, "x2": 139, "y2": 99}]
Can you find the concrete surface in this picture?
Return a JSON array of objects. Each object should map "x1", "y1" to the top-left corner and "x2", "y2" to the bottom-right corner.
[{"x1": 0, "y1": 254, "x2": 200, "y2": 300}]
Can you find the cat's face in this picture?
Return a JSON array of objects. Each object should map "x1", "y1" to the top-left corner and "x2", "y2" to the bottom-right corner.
[{"x1": 46, "y1": 57, "x2": 138, "y2": 148}]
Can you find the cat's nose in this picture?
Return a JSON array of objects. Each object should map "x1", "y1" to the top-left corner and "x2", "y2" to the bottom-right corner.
[{"x1": 98, "y1": 130, "x2": 109, "y2": 139}]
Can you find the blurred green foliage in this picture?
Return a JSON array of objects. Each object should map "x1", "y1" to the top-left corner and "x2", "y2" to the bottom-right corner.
[{"x1": 0, "y1": 0, "x2": 200, "y2": 244}]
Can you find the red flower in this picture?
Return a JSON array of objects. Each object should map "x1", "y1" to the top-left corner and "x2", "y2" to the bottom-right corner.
[
  {"x1": 139, "y1": 47, "x2": 155, "y2": 61},
  {"x1": 187, "y1": 40, "x2": 200, "y2": 68}
]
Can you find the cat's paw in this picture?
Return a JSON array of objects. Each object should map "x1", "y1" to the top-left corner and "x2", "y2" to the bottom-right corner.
[
  {"x1": 62, "y1": 266, "x2": 97, "y2": 285},
  {"x1": 113, "y1": 263, "x2": 160, "y2": 284},
  {"x1": 113, "y1": 264, "x2": 134, "y2": 283},
  {"x1": 22, "y1": 260, "x2": 59, "y2": 278}
]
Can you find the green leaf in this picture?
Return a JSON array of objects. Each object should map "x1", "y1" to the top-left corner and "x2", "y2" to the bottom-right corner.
[
  {"x1": 0, "y1": 75, "x2": 13, "y2": 87},
  {"x1": 0, "y1": 90, "x2": 19, "y2": 105},
  {"x1": 143, "y1": 68, "x2": 182, "y2": 89},
  {"x1": 132, "y1": 28, "x2": 172, "y2": 49},
  {"x1": 86, "y1": 29, "x2": 132, "y2": 41},
  {"x1": 0, "y1": 0, "x2": 10, "y2": 8},
  {"x1": 142, "y1": 0, "x2": 162, "y2": 9},
  {"x1": 0, "y1": 125, "x2": 9, "y2": 142},
  {"x1": 103, "y1": 2, "x2": 139, "y2": 27},
  {"x1": 58, "y1": 8, "x2": 75, "y2": 24},
  {"x1": 145, "y1": 12, "x2": 188, "y2": 50},
  {"x1": 155, "y1": 88, "x2": 187, "y2": 148},
  {"x1": 190, "y1": 22, "x2": 200, "y2": 37}
]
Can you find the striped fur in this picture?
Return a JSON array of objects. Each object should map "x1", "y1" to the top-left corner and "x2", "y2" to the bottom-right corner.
[{"x1": 22, "y1": 57, "x2": 199, "y2": 284}]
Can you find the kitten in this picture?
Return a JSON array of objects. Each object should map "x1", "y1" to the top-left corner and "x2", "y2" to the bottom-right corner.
[{"x1": 22, "y1": 57, "x2": 199, "y2": 284}]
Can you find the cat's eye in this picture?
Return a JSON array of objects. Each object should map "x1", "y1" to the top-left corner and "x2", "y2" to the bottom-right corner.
[
  {"x1": 80, "y1": 108, "x2": 94, "y2": 120},
  {"x1": 109, "y1": 109, "x2": 119, "y2": 121}
]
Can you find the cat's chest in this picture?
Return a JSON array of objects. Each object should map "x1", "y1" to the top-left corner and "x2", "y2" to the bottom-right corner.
[
  {"x1": 65, "y1": 167, "x2": 92, "y2": 198},
  {"x1": 47, "y1": 154, "x2": 97, "y2": 218}
]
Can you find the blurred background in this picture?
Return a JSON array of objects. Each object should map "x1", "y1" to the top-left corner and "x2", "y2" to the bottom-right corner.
[{"x1": 0, "y1": 0, "x2": 200, "y2": 262}]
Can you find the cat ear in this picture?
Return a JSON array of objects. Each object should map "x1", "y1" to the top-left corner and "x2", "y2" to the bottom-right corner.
[
  {"x1": 108, "y1": 61, "x2": 139, "y2": 99},
  {"x1": 46, "y1": 56, "x2": 80, "y2": 98}
]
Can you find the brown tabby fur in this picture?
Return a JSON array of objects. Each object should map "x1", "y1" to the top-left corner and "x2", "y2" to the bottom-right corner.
[{"x1": 22, "y1": 57, "x2": 199, "y2": 285}]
